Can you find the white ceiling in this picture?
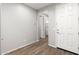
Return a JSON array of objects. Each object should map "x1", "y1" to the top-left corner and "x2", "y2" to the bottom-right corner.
[{"x1": 25, "y1": 3, "x2": 52, "y2": 10}]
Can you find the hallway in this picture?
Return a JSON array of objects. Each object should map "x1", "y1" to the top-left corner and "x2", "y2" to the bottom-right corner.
[
  {"x1": 6, "y1": 38, "x2": 74, "y2": 55},
  {"x1": 0, "y1": 3, "x2": 79, "y2": 55}
]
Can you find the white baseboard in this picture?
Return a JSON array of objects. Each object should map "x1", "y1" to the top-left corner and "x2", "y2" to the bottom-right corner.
[
  {"x1": 48, "y1": 44, "x2": 57, "y2": 48},
  {"x1": 1, "y1": 40, "x2": 39, "y2": 55}
]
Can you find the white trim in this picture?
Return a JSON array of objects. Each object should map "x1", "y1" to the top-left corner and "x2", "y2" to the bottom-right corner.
[
  {"x1": 48, "y1": 44, "x2": 57, "y2": 48},
  {"x1": 1, "y1": 40, "x2": 39, "y2": 55}
]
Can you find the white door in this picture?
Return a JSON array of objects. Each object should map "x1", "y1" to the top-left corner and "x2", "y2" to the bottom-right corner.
[
  {"x1": 40, "y1": 15, "x2": 45, "y2": 38},
  {"x1": 45, "y1": 15, "x2": 48, "y2": 36},
  {"x1": 56, "y1": 4, "x2": 79, "y2": 54}
]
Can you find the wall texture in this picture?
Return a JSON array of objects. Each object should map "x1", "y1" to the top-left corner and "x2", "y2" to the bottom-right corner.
[{"x1": 1, "y1": 3, "x2": 38, "y2": 54}]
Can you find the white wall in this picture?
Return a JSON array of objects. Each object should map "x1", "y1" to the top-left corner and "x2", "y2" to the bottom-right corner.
[
  {"x1": 48, "y1": 5, "x2": 56, "y2": 47},
  {"x1": 0, "y1": 4, "x2": 1, "y2": 55},
  {"x1": 1, "y1": 3, "x2": 38, "y2": 54},
  {"x1": 78, "y1": 4, "x2": 79, "y2": 50}
]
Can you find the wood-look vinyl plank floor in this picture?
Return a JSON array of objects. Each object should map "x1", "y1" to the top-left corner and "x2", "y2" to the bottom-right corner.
[{"x1": 6, "y1": 38, "x2": 75, "y2": 55}]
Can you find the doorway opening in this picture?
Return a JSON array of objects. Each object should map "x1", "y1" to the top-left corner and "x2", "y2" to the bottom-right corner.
[{"x1": 39, "y1": 13, "x2": 49, "y2": 42}]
